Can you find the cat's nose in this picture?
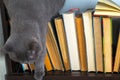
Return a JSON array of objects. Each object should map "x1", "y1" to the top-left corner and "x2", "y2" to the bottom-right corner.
[{"x1": 27, "y1": 50, "x2": 36, "y2": 59}]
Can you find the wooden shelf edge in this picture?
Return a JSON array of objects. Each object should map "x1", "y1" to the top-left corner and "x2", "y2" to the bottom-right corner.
[
  {"x1": 5, "y1": 73, "x2": 35, "y2": 80},
  {"x1": 45, "y1": 71, "x2": 120, "y2": 80},
  {"x1": 5, "y1": 71, "x2": 120, "y2": 80}
]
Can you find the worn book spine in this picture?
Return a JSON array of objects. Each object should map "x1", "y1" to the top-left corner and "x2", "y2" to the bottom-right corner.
[
  {"x1": 102, "y1": 17, "x2": 112, "y2": 73},
  {"x1": 75, "y1": 15, "x2": 87, "y2": 71},
  {"x1": 93, "y1": 16, "x2": 103, "y2": 72},
  {"x1": 82, "y1": 11, "x2": 95, "y2": 72},
  {"x1": 46, "y1": 22, "x2": 64, "y2": 71},
  {"x1": 62, "y1": 12, "x2": 80, "y2": 71},
  {"x1": 54, "y1": 17, "x2": 70, "y2": 71}
]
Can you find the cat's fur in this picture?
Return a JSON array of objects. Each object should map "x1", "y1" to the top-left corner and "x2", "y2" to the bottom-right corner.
[{"x1": 1, "y1": 0, "x2": 65, "y2": 80}]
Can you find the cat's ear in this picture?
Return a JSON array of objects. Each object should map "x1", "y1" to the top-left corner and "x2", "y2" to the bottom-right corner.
[
  {"x1": 0, "y1": 36, "x2": 14, "y2": 54},
  {"x1": 1, "y1": 46, "x2": 8, "y2": 54},
  {"x1": 1, "y1": 43, "x2": 14, "y2": 54}
]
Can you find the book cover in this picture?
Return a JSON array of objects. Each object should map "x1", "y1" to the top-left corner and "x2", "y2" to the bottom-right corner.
[
  {"x1": 93, "y1": 16, "x2": 103, "y2": 72},
  {"x1": 54, "y1": 17, "x2": 70, "y2": 71},
  {"x1": 46, "y1": 22, "x2": 64, "y2": 71},
  {"x1": 94, "y1": 0, "x2": 120, "y2": 17},
  {"x1": 28, "y1": 63, "x2": 35, "y2": 72},
  {"x1": 62, "y1": 12, "x2": 80, "y2": 71},
  {"x1": 44, "y1": 51, "x2": 53, "y2": 71},
  {"x1": 82, "y1": 10, "x2": 95, "y2": 72},
  {"x1": 102, "y1": 17, "x2": 112, "y2": 73},
  {"x1": 75, "y1": 15, "x2": 87, "y2": 71},
  {"x1": 22, "y1": 64, "x2": 29, "y2": 72}
]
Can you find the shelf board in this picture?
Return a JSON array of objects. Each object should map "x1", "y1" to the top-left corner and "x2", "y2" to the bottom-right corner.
[
  {"x1": 5, "y1": 71, "x2": 120, "y2": 80},
  {"x1": 5, "y1": 73, "x2": 35, "y2": 80},
  {"x1": 45, "y1": 71, "x2": 120, "y2": 80}
]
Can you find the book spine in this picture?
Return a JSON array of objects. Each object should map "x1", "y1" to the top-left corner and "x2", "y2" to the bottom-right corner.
[
  {"x1": 93, "y1": 16, "x2": 103, "y2": 72},
  {"x1": 82, "y1": 11, "x2": 95, "y2": 72},
  {"x1": 54, "y1": 18, "x2": 70, "y2": 71},
  {"x1": 102, "y1": 17, "x2": 112, "y2": 73},
  {"x1": 75, "y1": 15, "x2": 87, "y2": 71},
  {"x1": 62, "y1": 12, "x2": 80, "y2": 71}
]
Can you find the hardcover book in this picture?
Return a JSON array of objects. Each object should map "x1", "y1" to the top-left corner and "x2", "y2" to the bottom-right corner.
[{"x1": 62, "y1": 12, "x2": 80, "y2": 71}]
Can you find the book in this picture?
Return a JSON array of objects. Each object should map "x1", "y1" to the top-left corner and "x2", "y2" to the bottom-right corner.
[
  {"x1": 113, "y1": 31, "x2": 120, "y2": 72},
  {"x1": 82, "y1": 10, "x2": 95, "y2": 72},
  {"x1": 75, "y1": 15, "x2": 87, "y2": 71},
  {"x1": 94, "y1": 0, "x2": 120, "y2": 17},
  {"x1": 46, "y1": 22, "x2": 64, "y2": 71},
  {"x1": 28, "y1": 63, "x2": 35, "y2": 72},
  {"x1": 22, "y1": 64, "x2": 29, "y2": 72},
  {"x1": 44, "y1": 51, "x2": 53, "y2": 71},
  {"x1": 93, "y1": 16, "x2": 103, "y2": 72},
  {"x1": 62, "y1": 12, "x2": 80, "y2": 71},
  {"x1": 54, "y1": 17, "x2": 70, "y2": 71},
  {"x1": 102, "y1": 17, "x2": 112, "y2": 73}
]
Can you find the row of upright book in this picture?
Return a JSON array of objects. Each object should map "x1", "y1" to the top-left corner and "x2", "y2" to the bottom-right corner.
[
  {"x1": 46, "y1": 11, "x2": 110, "y2": 73},
  {"x1": 45, "y1": 0, "x2": 120, "y2": 73}
]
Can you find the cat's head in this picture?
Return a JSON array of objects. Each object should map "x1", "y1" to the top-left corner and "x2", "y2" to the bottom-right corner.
[
  {"x1": 1, "y1": 21, "x2": 43, "y2": 63},
  {"x1": 2, "y1": 37, "x2": 42, "y2": 63},
  {"x1": 1, "y1": 35, "x2": 43, "y2": 63}
]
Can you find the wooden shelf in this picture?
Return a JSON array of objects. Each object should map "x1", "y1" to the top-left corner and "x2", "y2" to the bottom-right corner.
[
  {"x1": 5, "y1": 73, "x2": 35, "y2": 80},
  {"x1": 45, "y1": 72, "x2": 120, "y2": 80},
  {"x1": 5, "y1": 71, "x2": 120, "y2": 80}
]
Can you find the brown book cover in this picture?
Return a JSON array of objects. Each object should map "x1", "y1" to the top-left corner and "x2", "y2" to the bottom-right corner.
[
  {"x1": 28, "y1": 63, "x2": 35, "y2": 72},
  {"x1": 93, "y1": 16, "x2": 103, "y2": 72},
  {"x1": 46, "y1": 22, "x2": 64, "y2": 71},
  {"x1": 54, "y1": 17, "x2": 70, "y2": 71},
  {"x1": 75, "y1": 15, "x2": 87, "y2": 71},
  {"x1": 44, "y1": 52, "x2": 53, "y2": 71},
  {"x1": 103, "y1": 17, "x2": 112, "y2": 73}
]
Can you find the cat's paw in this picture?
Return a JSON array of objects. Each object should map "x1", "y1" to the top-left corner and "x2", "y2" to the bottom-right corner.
[{"x1": 34, "y1": 71, "x2": 45, "y2": 80}]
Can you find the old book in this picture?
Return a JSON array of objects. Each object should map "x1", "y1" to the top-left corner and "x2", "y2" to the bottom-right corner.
[
  {"x1": 54, "y1": 17, "x2": 70, "y2": 71},
  {"x1": 62, "y1": 12, "x2": 80, "y2": 71},
  {"x1": 75, "y1": 15, "x2": 87, "y2": 71},
  {"x1": 82, "y1": 10, "x2": 95, "y2": 72},
  {"x1": 22, "y1": 64, "x2": 29, "y2": 72},
  {"x1": 94, "y1": 0, "x2": 120, "y2": 17},
  {"x1": 113, "y1": 31, "x2": 120, "y2": 72},
  {"x1": 28, "y1": 63, "x2": 35, "y2": 72},
  {"x1": 102, "y1": 17, "x2": 112, "y2": 73},
  {"x1": 93, "y1": 16, "x2": 103, "y2": 72},
  {"x1": 46, "y1": 22, "x2": 64, "y2": 71},
  {"x1": 44, "y1": 52, "x2": 53, "y2": 71}
]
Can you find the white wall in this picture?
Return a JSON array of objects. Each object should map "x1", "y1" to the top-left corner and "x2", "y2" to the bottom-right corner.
[{"x1": 0, "y1": 9, "x2": 6, "y2": 80}]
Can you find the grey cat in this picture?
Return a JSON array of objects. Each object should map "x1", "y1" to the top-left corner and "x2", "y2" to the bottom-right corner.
[{"x1": 1, "y1": 0, "x2": 65, "y2": 80}]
